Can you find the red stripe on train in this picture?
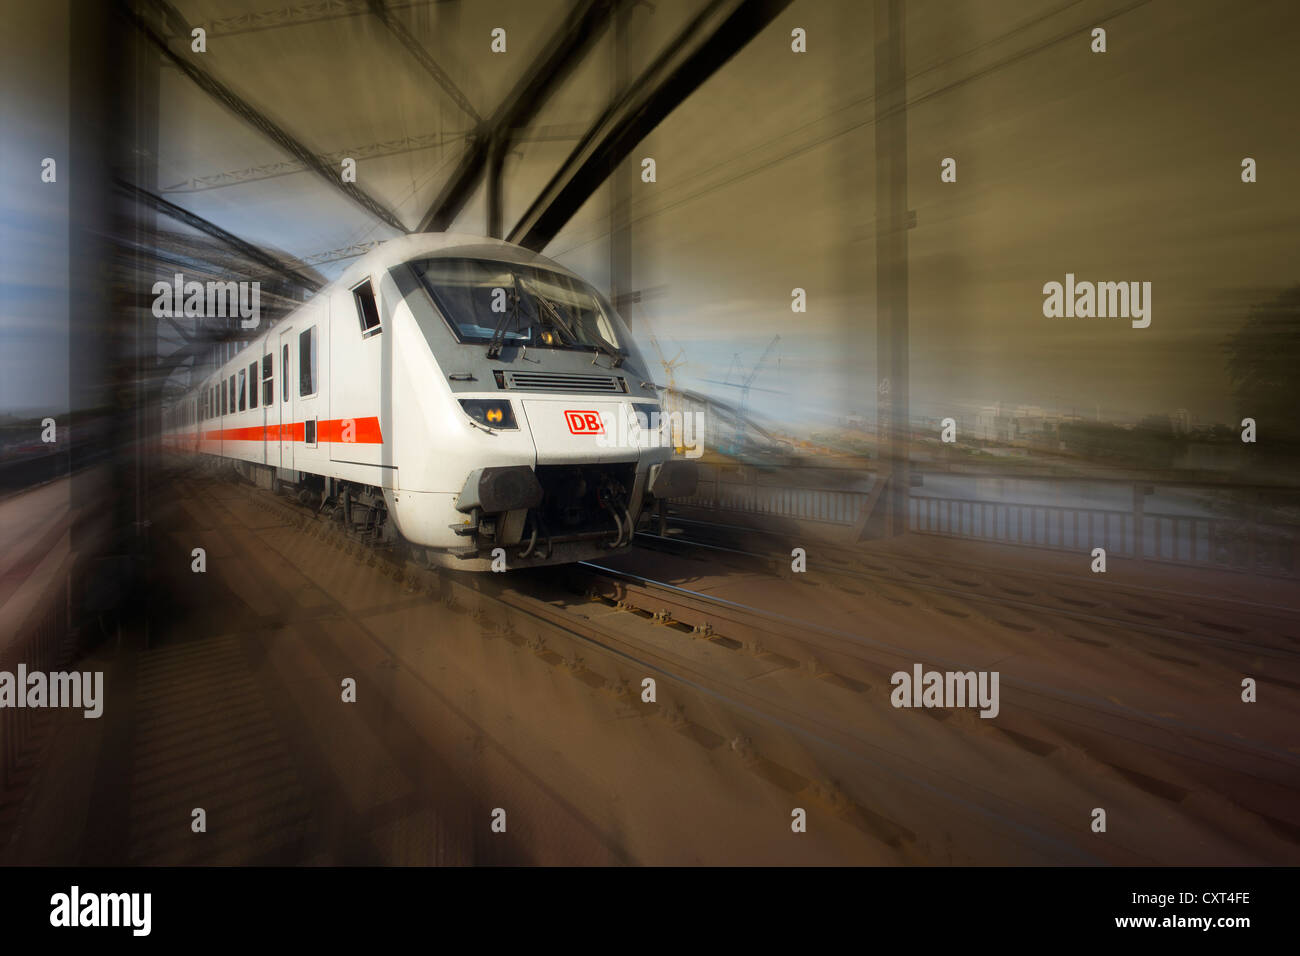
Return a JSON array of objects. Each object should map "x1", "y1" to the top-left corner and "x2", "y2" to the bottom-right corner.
[{"x1": 190, "y1": 416, "x2": 384, "y2": 444}]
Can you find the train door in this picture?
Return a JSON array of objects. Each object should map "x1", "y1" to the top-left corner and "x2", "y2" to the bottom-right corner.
[
  {"x1": 262, "y1": 346, "x2": 274, "y2": 466},
  {"x1": 278, "y1": 327, "x2": 294, "y2": 474}
]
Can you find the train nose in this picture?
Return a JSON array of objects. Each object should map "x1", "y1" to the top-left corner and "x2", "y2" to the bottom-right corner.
[
  {"x1": 518, "y1": 399, "x2": 638, "y2": 463},
  {"x1": 455, "y1": 465, "x2": 544, "y2": 514}
]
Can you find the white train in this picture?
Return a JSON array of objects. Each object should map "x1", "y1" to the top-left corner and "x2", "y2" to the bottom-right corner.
[{"x1": 162, "y1": 233, "x2": 696, "y2": 569}]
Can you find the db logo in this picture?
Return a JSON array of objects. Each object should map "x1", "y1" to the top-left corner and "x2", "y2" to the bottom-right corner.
[{"x1": 564, "y1": 410, "x2": 604, "y2": 435}]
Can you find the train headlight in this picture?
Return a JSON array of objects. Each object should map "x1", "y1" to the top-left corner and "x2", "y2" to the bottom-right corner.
[{"x1": 460, "y1": 399, "x2": 518, "y2": 430}]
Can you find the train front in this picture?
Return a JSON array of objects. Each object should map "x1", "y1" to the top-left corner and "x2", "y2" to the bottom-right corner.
[{"x1": 380, "y1": 239, "x2": 697, "y2": 570}]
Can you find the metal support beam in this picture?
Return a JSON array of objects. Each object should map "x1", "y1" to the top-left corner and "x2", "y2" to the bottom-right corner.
[
  {"x1": 199, "y1": 0, "x2": 448, "y2": 38},
  {"x1": 160, "y1": 129, "x2": 470, "y2": 194},
  {"x1": 128, "y1": 0, "x2": 409, "y2": 233},
  {"x1": 873, "y1": 0, "x2": 910, "y2": 536},
  {"x1": 486, "y1": 135, "x2": 508, "y2": 239},
  {"x1": 608, "y1": 0, "x2": 634, "y2": 311},
  {"x1": 367, "y1": 0, "x2": 480, "y2": 124},
  {"x1": 508, "y1": 0, "x2": 793, "y2": 252},
  {"x1": 417, "y1": 0, "x2": 621, "y2": 233},
  {"x1": 114, "y1": 179, "x2": 323, "y2": 293}
]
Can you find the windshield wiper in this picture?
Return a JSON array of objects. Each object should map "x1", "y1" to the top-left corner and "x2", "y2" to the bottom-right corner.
[
  {"x1": 521, "y1": 277, "x2": 624, "y2": 367},
  {"x1": 485, "y1": 275, "x2": 521, "y2": 360}
]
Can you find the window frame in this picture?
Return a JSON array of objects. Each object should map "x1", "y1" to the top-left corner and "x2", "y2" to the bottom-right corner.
[
  {"x1": 262, "y1": 353, "x2": 274, "y2": 407},
  {"x1": 298, "y1": 326, "x2": 317, "y2": 398},
  {"x1": 408, "y1": 257, "x2": 625, "y2": 355},
  {"x1": 352, "y1": 278, "x2": 382, "y2": 338}
]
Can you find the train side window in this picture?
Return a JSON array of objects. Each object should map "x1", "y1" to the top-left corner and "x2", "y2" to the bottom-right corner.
[
  {"x1": 248, "y1": 361, "x2": 258, "y2": 409},
  {"x1": 352, "y1": 279, "x2": 381, "y2": 338},
  {"x1": 299, "y1": 327, "x2": 316, "y2": 396},
  {"x1": 229, "y1": 375, "x2": 236, "y2": 414},
  {"x1": 238, "y1": 369, "x2": 247, "y2": 411},
  {"x1": 262, "y1": 353, "x2": 273, "y2": 406},
  {"x1": 221, "y1": 380, "x2": 227, "y2": 415}
]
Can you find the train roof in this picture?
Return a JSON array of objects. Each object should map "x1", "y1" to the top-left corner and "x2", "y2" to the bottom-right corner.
[
  {"x1": 174, "y1": 234, "x2": 590, "y2": 401},
  {"x1": 331, "y1": 233, "x2": 583, "y2": 294}
]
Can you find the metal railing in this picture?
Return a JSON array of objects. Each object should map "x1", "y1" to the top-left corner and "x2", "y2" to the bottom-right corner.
[
  {"x1": 0, "y1": 560, "x2": 73, "y2": 802},
  {"x1": 674, "y1": 463, "x2": 1298, "y2": 578},
  {"x1": 909, "y1": 493, "x2": 1298, "y2": 577},
  {"x1": 679, "y1": 465, "x2": 871, "y2": 526}
]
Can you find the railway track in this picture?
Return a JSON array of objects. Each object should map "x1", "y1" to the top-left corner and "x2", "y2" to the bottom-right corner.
[
  {"x1": 571, "y1": 557, "x2": 1300, "y2": 852},
  {"x1": 202, "y1": 468, "x2": 1300, "y2": 864},
  {"x1": 638, "y1": 517, "x2": 1300, "y2": 661}
]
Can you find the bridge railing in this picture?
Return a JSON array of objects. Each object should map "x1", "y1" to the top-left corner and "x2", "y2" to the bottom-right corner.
[
  {"x1": 0, "y1": 554, "x2": 74, "y2": 807},
  {"x1": 673, "y1": 462, "x2": 1299, "y2": 578},
  {"x1": 908, "y1": 493, "x2": 1298, "y2": 577},
  {"x1": 677, "y1": 463, "x2": 872, "y2": 526}
]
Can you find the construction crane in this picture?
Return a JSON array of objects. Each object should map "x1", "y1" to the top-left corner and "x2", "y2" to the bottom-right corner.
[
  {"x1": 647, "y1": 331, "x2": 686, "y2": 392},
  {"x1": 703, "y1": 334, "x2": 781, "y2": 454},
  {"x1": 645, "y1": 329, "x2": 688, "y2": 453},
  {"x1": 737, "y1": 334, "x2": 781, "y2": 421}
]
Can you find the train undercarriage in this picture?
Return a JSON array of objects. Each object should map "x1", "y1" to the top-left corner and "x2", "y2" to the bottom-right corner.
[{"x1": 210, "y1": 455, "x2": 692, "y2": 571}]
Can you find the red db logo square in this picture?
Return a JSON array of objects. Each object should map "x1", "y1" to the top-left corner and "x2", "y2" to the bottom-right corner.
[{"x1": 565, "y1": 410, "x2": 604, "y2": 435}]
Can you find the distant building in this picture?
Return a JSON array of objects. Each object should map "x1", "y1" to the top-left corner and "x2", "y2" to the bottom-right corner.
[
  {"x1": 1171, "y1": 408, "x2": 1192, "y2": 436},
  {"x1": 974, "y1": 402, "x2": 1062, "y2": 447}
]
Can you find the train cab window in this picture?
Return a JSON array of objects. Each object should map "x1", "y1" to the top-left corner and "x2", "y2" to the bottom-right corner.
[
  {"x1": 262, "y1": 354, "x2": 273, "y2": 406},
  {"x1": 299, "y1": 327, "x2": 317, "y2": 397},
  {"x1": 352, "y1": 279, "x2": 381, "y2": 337},
  {"x1": 238, "y1": 370, "x2": 247, "y2": 411},
  {"x1": 248, "y1": 361, "x2": 258, "y2": 409},
  {"x1": 282, "y1": 345, "x2": 290, "y2": 402},
  {"x1": 409, "y1": 257, "x2": 623, "y2": 355}
]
